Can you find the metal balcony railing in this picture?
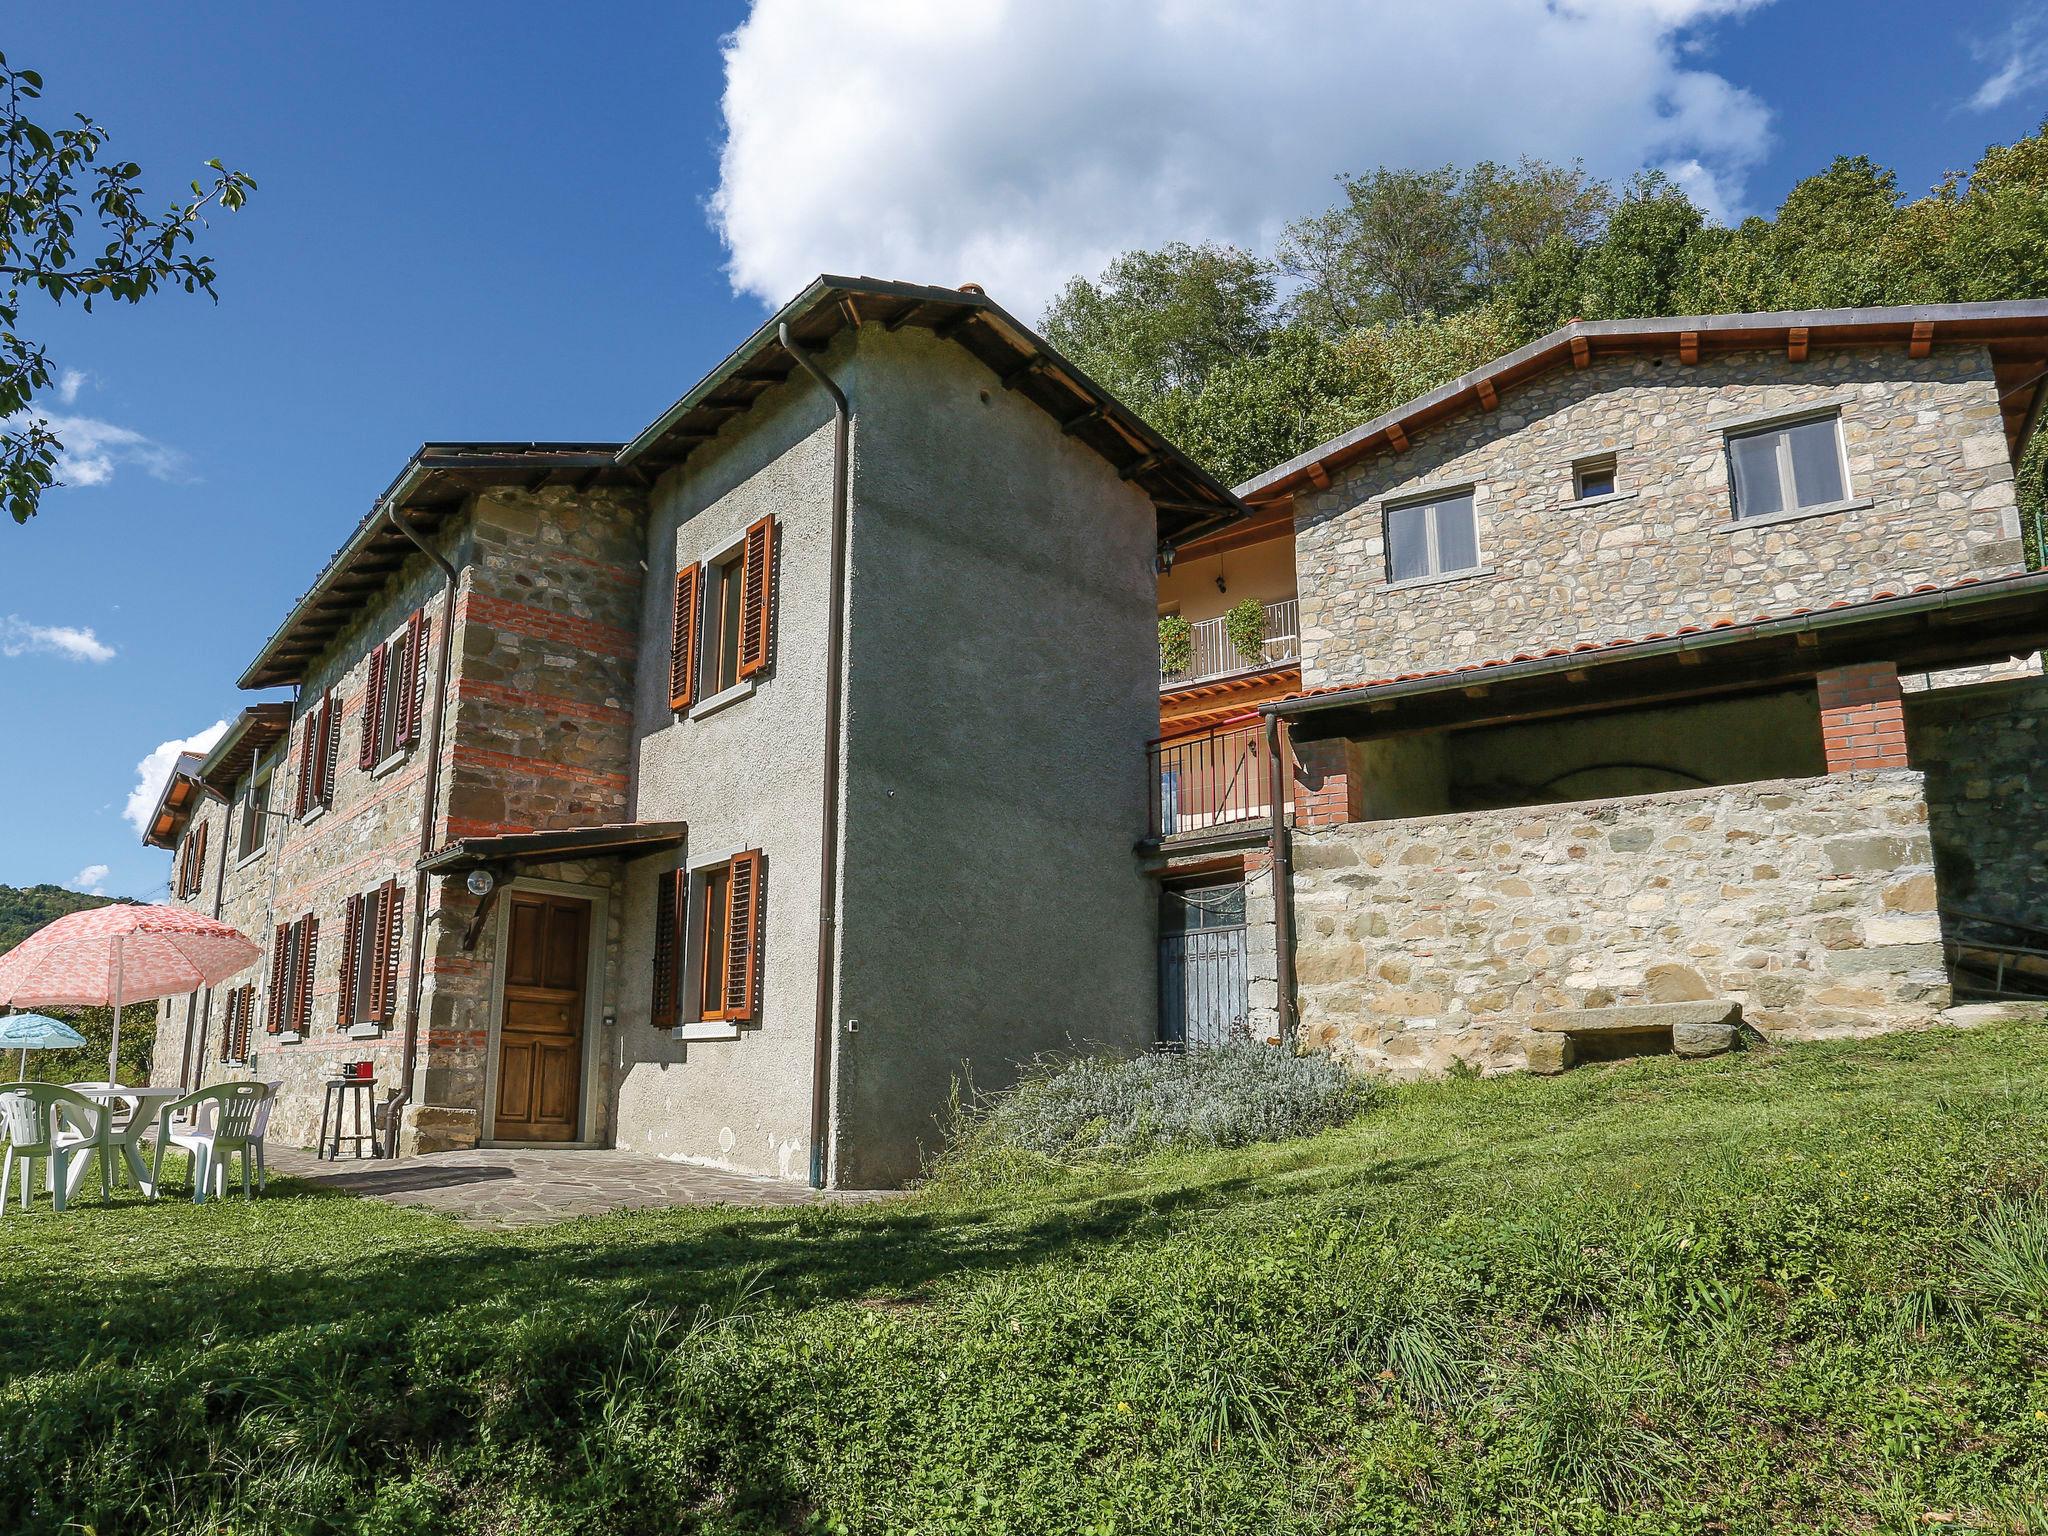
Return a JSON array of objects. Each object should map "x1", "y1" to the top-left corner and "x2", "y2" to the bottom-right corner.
[
  {"x1": 1160, "y1": 597, "x2": 1300, "y2": 688},
  {"x1": 1147, "y1": 720, "x2": 1275, "y2": 840}
]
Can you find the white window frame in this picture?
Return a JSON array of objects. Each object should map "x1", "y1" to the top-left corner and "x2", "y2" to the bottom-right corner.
[
  {"x1": 1381, "y1": 486, "x2": 1484, "y2": 587},
  {"x1": 687, "y1": 532, "x2": 757, "y2": 721},
  {"x1": 669, "y1": 841, "x2": 746, "y2": 1042},
  {"x1": 1572, "y1": 453, "x2": 1620, "y2": 502},
  {"x1": 235, "y1": 756, "x2": 275, "y2": 867},
  {"x1": 1724, "y1": 408, "x2": 1852, "y2": 523}
]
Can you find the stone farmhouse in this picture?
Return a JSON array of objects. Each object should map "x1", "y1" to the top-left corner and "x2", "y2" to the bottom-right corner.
[
  {"x1": 1151, "y1": 301, "x2": 2048, "y2": 1077},
  {"x1": 145, "y1": 288, "x2": 2048, "y2": 1184}
]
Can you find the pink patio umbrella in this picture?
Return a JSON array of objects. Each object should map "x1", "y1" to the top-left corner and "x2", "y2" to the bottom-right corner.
[{"x1": 0, "y1": 904, "x2": 262, "y2": 1082}]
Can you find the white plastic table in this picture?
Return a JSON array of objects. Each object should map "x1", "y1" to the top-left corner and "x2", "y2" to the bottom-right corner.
[{"x1": 68, "y1": 1084, "x2": 185, "y2": 1198}]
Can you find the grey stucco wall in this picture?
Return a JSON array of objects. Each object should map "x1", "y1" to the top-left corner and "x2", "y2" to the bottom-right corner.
[
  {"x1": 829, "y1": 326, "x2": 1160, "y2": 1188},
  {"x1": 1295, "y1": 343, "x2": 2025, "y2": 689},
  {"x1": 614, "y1": 345, "x2": 841, "y2": 1181}
]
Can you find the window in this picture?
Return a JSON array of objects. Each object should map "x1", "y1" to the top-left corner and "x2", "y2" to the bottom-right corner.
[
  {"x1": 1573, "y1": 454, "x2": 1618, "y2": 501},
  {"x1": 359, "y1": 610, "x2": 430, "y2": 769},
  {"x1": 1385, "y1": 489, "x2": 1480, "y2": 583},
  {"x1": 669, "y1": 516, "x2": 776, "y2": 715},
  {"x1": 701, "y1": 548, "x2": 747, "y2": 699},
  {"x1": 218, "y1": 983, "x2": 255, "y2": 1064},
  {"x1": 1726, "y1": 413, "x2": 1847, "y2": 521},
  {"x1": 175, "y1": 820, "x2": 209, "y2": 898},
  {"x1": 340, "y1": 879, "x2": 404, "y2": 1029},
  {"x1": 238, "y1": 762, "x2": 273, "y2": 862},
  {"x1": 266, "y1": 913, "x2": 317, "y2": 1036},
  {"x1": 652, "y1": 850, "x2": 764, "y2": 1027},
  {"x1": 295, "y1": 690, "x2": 339, "y2": 819}
]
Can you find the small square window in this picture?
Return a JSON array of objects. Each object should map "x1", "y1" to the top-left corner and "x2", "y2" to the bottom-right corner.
[
  {"x1": 1385, "y1": 489, "x2": 1479, "y2": 583},
  {"x1": 1726, "y1": 413, "x2": 1847, "y2": 520},
  {"x1": 1573, "y1": 455, "x2": 1618, "y2": 501}
]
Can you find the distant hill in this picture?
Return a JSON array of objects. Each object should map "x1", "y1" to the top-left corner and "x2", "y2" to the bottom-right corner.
[{"x1": 0, "y1": 883, "x2": 126, "y2": 956}]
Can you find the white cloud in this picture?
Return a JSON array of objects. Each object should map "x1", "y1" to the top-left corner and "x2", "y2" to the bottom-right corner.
[
  {"x1": 71, "y1": 863, "x2": 110, "y2": 895},
  {"x1": 710, "y1": 0, "x2": 1776, "y2": 317},
  {"x1": 124, "y1": 720, "x2": 227, "y2": 837},
  {"x1": 56, "y1": 368, "x2": 88, "y2": 405},
  {"x1": 0, "y1": 615, "x2": 116, "y2": 663},
  {"x1": 35, "y1": 413, "x2": 185, "y2": 488},
  {"x1": 1967, "y1": 4, "x2": 2048, "y2": 111}
]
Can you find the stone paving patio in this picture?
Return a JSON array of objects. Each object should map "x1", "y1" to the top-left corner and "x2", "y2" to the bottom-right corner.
[{"x1": 266, "y1": 1145, "x2": 876, "y2": 1227}]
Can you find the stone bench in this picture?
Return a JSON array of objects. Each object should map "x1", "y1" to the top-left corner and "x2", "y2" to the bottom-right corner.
[{"x1": 1524, "y1": 1000, "x2": 1741, "y2": 1074}]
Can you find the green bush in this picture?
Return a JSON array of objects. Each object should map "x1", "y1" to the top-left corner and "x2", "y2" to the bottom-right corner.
[
  {"x1": 1224, "y1": 597, "x2": 1267, "y2": 664},
  {"x1": 1157, "y1": 612, "x2": 1193, "y2": 675},
  {"x1": 935, "y1": 1039, "x2": 1373, "y2": 1180}
]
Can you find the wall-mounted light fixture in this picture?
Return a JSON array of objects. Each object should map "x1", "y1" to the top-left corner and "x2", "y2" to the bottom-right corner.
[{"x1": 1156, "y1": 541, "x2": 1177, "y2": 575}]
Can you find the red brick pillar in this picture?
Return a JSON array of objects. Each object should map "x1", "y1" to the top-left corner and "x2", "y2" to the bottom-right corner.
[
  {"x1": 1292, "y1": 736, "x2": 1363, "y2": 827},
  {"x1": 1817, "y1": 661, "x2": 1909, "y2": 772}
]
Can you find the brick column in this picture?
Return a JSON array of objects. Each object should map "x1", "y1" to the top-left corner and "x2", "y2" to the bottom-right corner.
[
  {"x1": 1817, "y1": 661, "x2": 1909, "y2": 772},
  {"x1": 1293, "y1": 736, "x2": 1364, "y2": 827}
]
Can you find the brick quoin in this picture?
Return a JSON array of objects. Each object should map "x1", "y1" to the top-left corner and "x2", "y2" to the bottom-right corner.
[
  {"x1": 1817, "y1": 661, "x2": 1910, "y2": 772},
  {"x1": 457, "y1": 592, "x2": 638, "y2": 659},
  {"x1": 1292, "y1": 736, "x2": 1363, "y2": 828}
]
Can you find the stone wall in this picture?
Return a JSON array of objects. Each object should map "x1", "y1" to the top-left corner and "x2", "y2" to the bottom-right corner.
[
  {"x1": 1290, "y1": 769, "x2": 1948, "y2": 1078},
  {"x1": 1294, "y1": 344, "x2": 2025, "y2": 690},
  {"x1": 1908, "y1": 674, "x2": 2048, "y2": 927}
]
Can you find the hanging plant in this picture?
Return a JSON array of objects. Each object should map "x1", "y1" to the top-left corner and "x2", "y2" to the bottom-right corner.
[
  {"x1": 1158, "y1": 613, "x2": 1194, "y2": 676},
  {"x1": 1225, "y1": 598, "x2": 1266, "y2": 665}
]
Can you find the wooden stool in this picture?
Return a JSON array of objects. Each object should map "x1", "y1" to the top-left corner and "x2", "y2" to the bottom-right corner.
[{"x1": 318, "y1": 1078, "x2": 381, "y2": 1161}]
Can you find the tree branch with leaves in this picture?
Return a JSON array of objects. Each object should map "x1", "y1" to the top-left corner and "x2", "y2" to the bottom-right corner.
[{"x1": 1, "y1": 53, "x2": 254, "y2": 523}]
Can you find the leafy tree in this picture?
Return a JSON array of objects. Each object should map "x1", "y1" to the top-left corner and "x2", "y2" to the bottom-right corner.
[
  {"x1": 1041, "y1": 241, "x2": 1274, "y2": 404},
  {"x1": 1, "y1": 53, "x2": 254, "y2": 523},
  {"x1": 1577, "y1": 172, "x2": 1707, "y2": 320},
  {"x1": 0, "y1": 882, "x2": 151, "y2": 1083}
]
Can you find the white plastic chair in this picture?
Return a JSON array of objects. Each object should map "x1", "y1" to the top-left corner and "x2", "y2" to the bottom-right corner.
[
  {"x1": 0, "y1": 1083, "x2": 110, "y2": 1212},
  {"x1": 247, "y1": 1079, "x2": 281, "y2": 1192},
  {"x1": 149, "y1": 1082, "x2": 270, "y2": 1203}
]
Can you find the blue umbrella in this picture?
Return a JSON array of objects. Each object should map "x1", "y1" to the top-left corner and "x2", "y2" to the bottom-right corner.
[{"x1": 0, "y1": 1012, "x2": 89, "y2": 1077}]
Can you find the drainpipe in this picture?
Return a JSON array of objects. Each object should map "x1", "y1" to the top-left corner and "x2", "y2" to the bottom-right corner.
[
  {"x1": 383, "y1": 499, "x2": 461, "y2": 1155},
  {"x1": 781, "y1": 319, "x2": 851, "y2": 1190},
  {"x1": 1264, "y1": 709, "x2": 1297, "y2": 1043}
]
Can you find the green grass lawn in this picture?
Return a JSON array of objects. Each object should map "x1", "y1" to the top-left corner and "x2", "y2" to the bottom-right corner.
[{"x1": 6, "y1": 1022, "x2": 2048, "y2": 1535}]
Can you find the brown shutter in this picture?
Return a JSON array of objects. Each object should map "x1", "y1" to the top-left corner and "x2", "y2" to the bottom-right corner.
[
  {"x1": 651, "y1": 868, "x2": 683, "y2": 1026},
  {"x1": 237, "y1": 984, "x2": 255, "y2": 1060},
  {"x1": 320, "y1": 691, "x2": 340, "y2": 805},
  {"x1": 361, "y1": 644, "x2": 388, "y2": 768},
  {"x1": 738, "y1": 515, "x2": 775, "y2": 679},
  {"x1": 267, "y1": 923, "x2": 290, "y2": 1033},
  {"x1": 295, "y1": 915, "x2": 319, "y2": 1033},
  {"x1": 219, "y1": 988, "x2": 237, "y2": 1061},
  {"x1": 722, "y1": 850, "x2": 763, "y2": 1022},
  {"x1": 668, "y1": 564, "x2": 701, "y2": 712},
  {"x1": 403, "y1": 611, "x2": 430, "y2": 747},
  {"x1": 339, "y1": 891, "x2": 363, "y2": 1027},
  {"x1": 377, "y1": 880, "x2": 404, "y2": 1025},
  {"x1": 294, "y1": 714, "x2": 314, "y2": 818}
]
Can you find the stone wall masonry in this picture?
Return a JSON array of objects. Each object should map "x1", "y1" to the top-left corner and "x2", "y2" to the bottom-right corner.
[
  {"x1": 1289, "y1": 769, "x2": 1948, "y2": 1079},
  {"x1": 1294, "y1": 344, "x2": 2025, "y2": 690},
  {"x1": 1907, "y1": 674, "x2": 2048, "y2": 927}
]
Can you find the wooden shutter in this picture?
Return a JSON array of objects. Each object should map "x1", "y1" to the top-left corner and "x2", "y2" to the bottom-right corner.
[
  {"x1": 319, "y1": 691, "x2": 340, "y2": 806},
  {"x1": 401, "y1": 609, "x2": 429, "y2": 747},
  {"x1": 376, "y1": 880, "x2": 404, "y2": 1024},
  {"x1": 220, "y1": 988, "x2": 240, "y2": 1061},
  {"x1": 651, "y1": 868, "x2": 683, "y2": 1027},
  {"x1": 236, "y1": 984, "x2": 255, "y2": 1061},
  {"x1": 738, "y1": 515, "x2": 775, "y2": 679},
  {"x1": 294, "y1": 713, "x2": 315, "y2": 818},
  {"x1": 722, "y1": 850, "x2": 763, "y2": 1022},
  {"x1": 668, "y1": 564, "x2": 701, "y2": 712},
  {"x1": 294, "y1": 915, "x2": 319, "y2": 1033},
  {"x1": 360, "y1": 643, "x2": 388, "y2": 768},
  {"x1": 339, "y1": 892, "x2": 363, "y2": 1027},
  {"x1": 266, "y1": 923, "x2": 290, "y2": 1033}
]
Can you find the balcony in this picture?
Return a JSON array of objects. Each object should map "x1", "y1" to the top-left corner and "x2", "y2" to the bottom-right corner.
[
  {"x1": 1160, "y1": 597, "x2": 1300, "y2": 689},
  {"x1": 1147, "y1": 720, "x2": 1277, "y2": 841}
]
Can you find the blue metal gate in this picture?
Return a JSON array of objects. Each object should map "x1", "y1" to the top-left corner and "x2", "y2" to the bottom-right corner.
[{"x1": 1159, "y1": 882, "x2": 1248, "y2": 1049}]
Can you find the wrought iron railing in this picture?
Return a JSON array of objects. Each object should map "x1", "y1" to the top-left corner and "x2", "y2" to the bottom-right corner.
[
  {"x1": 1147, "y1": 719, "x2": 1275, "y2": 840},
  {"x1": 1161, "y1": 597, "x2": 1300, "y2": 688}
]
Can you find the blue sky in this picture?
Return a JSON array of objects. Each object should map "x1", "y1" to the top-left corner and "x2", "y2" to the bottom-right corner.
[{"x1": 2, "y1": 0, "x2": 2043, "y2": 902}]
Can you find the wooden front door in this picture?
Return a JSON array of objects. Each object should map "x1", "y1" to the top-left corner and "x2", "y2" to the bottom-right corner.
[{"x1": 493, "y1": 892, "x2": 590, "y2": 1142}]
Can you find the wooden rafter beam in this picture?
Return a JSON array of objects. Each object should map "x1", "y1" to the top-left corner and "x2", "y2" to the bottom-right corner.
[
  {"x1": 1306, "y1": 461, "x2": 1331, "y2": 491},
  {"x1": 884, "y1": 301, "x2": 923, "y2": 332},
  {"x1": 1475, "y1": 377, "x2": 1498, "y2": 410},
  {"x1": 1059, "y1": 403, "x2": 1105, "y2": 436},
  {"x1": 840, "y1": 295, "x2": 864, "y2": 328},
  {"x1": 932, "y1": 309, "x2": 979, "y2": 341},
  {"x1": 1570, "y1": 336, "x2": 1591, "y2": 369},
  {"x1": 1910, "y1": 321, "x2": 1935, "y2": 359},
  {"x1": 1385, "y1": 422, "x2": 1410, "y2": 453},
  {"x1": 999, "y1": 355, "x2": 1050, "y2": 390},
  {"x1": 1118, "y1": 450, "x2": 1167, "y2": 482},
  {"x1": 1786, "y1": 326, "x2": 1809, "y2": 363},
  {"x1": 1678, "y1": 331, "x2": 1700, "y2": 366}
]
